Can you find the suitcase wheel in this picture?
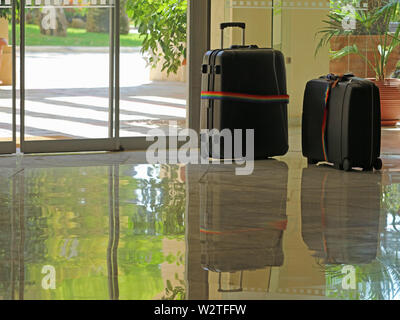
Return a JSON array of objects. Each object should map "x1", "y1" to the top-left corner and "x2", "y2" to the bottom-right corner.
[
  {"x1": 307, "y1": 158, "x2": 318, "y2": 165},
  {"x1": 342, "y1": 158, "x2": 352, "y2": 172},
  {"x1": 373, "y1": 158, "x2": 383, "y2": 171}
]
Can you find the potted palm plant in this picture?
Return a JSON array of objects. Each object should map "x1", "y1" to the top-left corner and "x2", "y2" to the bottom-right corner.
[
  {"x1": 316, "y1": 0, "x2": 400, "y2": 126},
  {"x1": 126, "y1": 0, "x2": 187, "y2": 80}
]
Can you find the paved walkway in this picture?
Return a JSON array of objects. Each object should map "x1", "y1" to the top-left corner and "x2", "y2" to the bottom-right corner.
[{"x1": 0, "y1": 49, "x2": 186, "y2": 141}]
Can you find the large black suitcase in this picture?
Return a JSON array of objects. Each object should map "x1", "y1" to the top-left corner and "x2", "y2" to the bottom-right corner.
[
  {"x1": 302, "y1": 73, "x2": 382, "y2": 171},
  {"x1": 199, "y1": 161, "x2": 288, "y2": 276},
  {"x1": 200, "y1": 22, "x2": 289, "y2": 160},
  {"x1": 301, "y1": 165, "x2": 381, "y2": 265}
]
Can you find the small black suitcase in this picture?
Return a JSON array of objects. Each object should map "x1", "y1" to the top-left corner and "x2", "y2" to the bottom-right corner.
[
  {"x1": 301, "y1": 165, "x2": 381, "y2": 265},
  {"x1": 302, "y1": 73, "x2": 382, "y2": 171},
  {"x1": 200, "y1": 22, "x2": 289, "y2": 160}
]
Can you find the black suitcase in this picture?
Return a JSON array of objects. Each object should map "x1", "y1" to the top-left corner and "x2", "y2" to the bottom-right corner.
[
  {"x1": 301, "y1": 165, "x2": 381, "y2": 265},
  {"x1": 200, "y1": 22, "x2": 289, "y2": 160},
  {"x1": 199, "y1": 161, "x2": 288, "y2": 275},
  {"x1": 302, "y1": 73, "x2": 382, "y2": 171}
]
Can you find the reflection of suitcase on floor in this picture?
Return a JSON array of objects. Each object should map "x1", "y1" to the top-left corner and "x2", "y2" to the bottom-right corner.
[
  {"x1": 302, "y1": 74, "x2": 382, "y2": 171},
  {"x1": 200, "y1": 22, "x2": 289, "y2": 159},
  {"x1": 301, "y1": 166, "x2": 381, "y2": 264},
  {"x1": 199, "y1": 161, "x2": 288, "y2": 291}
]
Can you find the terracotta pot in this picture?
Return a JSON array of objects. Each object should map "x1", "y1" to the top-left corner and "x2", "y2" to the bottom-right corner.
[
  {"x1": 369, "y1": 78, "x2": 400, "y2": 126},
  {"x1": 330, "y1": 35, "x2": 400, "y2": 78}
]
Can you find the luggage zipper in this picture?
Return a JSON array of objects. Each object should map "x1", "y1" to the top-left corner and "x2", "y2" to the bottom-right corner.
[
  {"x1": 340, "y1": 81, "x2": 350, "y2": 164},
  {"x1": 208, "y1": 49, "x2": 220, "y2": 130},
  {"x1": 271, "y1": 50, "x2": 288, "y2": 142},
  {"x1": 369, "y1": 82, "x2": 374, "y2": 168}
]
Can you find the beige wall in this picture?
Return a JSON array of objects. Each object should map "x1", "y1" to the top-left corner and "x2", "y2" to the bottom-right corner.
[
  {"x1": 282, "y1": 5, "x2": 330, "y2": 122},
  {"x1": 210, "y1": 1, "x2": 330, "y2": 124},
  {"x1": 211, "y1": 2, "x2": 272, "y2": 49}
]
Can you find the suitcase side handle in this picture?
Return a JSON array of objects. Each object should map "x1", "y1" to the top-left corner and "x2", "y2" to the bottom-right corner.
[{"x1": 220, "y1": 22, "x2": 246, "y2": 48}]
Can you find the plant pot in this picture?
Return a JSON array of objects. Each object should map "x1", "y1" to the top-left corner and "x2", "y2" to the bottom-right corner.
[
  {"x1": 369, "y1": 78, "x2": 400, "y2": 127},
  {"x1": 330, "y1": 35, "x2": 400, "y2": 78},
  {"x1": 0, "y1": 38, "x2": 8, "y2": 76}
]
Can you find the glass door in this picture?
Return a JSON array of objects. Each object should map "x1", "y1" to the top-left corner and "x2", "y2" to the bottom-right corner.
[
  {"x1": 2, "y1": 0, "x2": 206, "y2": 155},
  {"x1": 117, "y1": 0, "x2": 188, "y2": 150},
  {"x1": 19, "y1": 0, "x2": 117, "y2": 154},
  {"x1": 0, "y1": 0, "x2": 16, "y2": 154}
]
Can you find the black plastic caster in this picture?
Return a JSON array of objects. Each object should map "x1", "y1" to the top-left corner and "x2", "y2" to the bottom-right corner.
[
  {"x1": 373, "y1": 158, "x2": 383, "y2": 170},
  {"x1": 343, "y1": 158, "x2": 352, "y2": 172}
]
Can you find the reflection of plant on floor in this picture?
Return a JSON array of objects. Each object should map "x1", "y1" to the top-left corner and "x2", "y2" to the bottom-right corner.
[
  {"x1": 382, "y1": 184, "x2": 400, "y2": 231},
  {"x1": 323, "y1": 209, "x2": 400, "y2": 300},
  {"x1": 162, "y1": 274, "x2": 186, "y2": 300},
  {"x1": 324, "y1": 258, "x2": 400, "y2": 300},
  {"x1": 126, "y1": 0, "x2": 187, "y2": 75},
  {"x1": 129, "y1": 165, "x2": 186, "y2": 236},
  {"x1": 118, "y1": 164, "x2": 186, "y2": 300},
  {"x1": 315, "y1": 0, "x2": 400, "y2": 80}
]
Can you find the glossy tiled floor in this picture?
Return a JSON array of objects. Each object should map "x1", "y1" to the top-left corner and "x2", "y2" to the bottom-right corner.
[{"x1": 0, "y1": 127, "x2": 400, "y2": 300}]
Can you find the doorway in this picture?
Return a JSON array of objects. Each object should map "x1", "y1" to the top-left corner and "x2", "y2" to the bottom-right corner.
[{"x1": 0, "y1": 0, "x2": 204, "y2": 155}]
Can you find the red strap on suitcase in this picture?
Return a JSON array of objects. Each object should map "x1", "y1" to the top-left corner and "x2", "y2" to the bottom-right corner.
[
  {"x1": 201, "y1": 91, "x2": 290, "y2": 104},
  {"x1": 321, "y1": 75, "x2": 343, "y2": 162}
]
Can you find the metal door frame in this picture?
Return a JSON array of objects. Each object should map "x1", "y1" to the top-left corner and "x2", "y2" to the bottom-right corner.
[
  {"x1": 19, "y1": 0, "x2": 118, "y2": 154},
  {"x1": 0, "y1": 0, "x2": 16, "y2": 155},
  {"x1": 1, "y1": 0, "x2": 210, "y2": 155}
]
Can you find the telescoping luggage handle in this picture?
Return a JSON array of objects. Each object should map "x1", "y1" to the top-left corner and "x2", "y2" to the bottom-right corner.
[
  {"x1": 220, "y1": 22, "x2": 246, "y2": 48},
  {"x1": 201, "y1": 22, "x2": 290, "y2": 105}
]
